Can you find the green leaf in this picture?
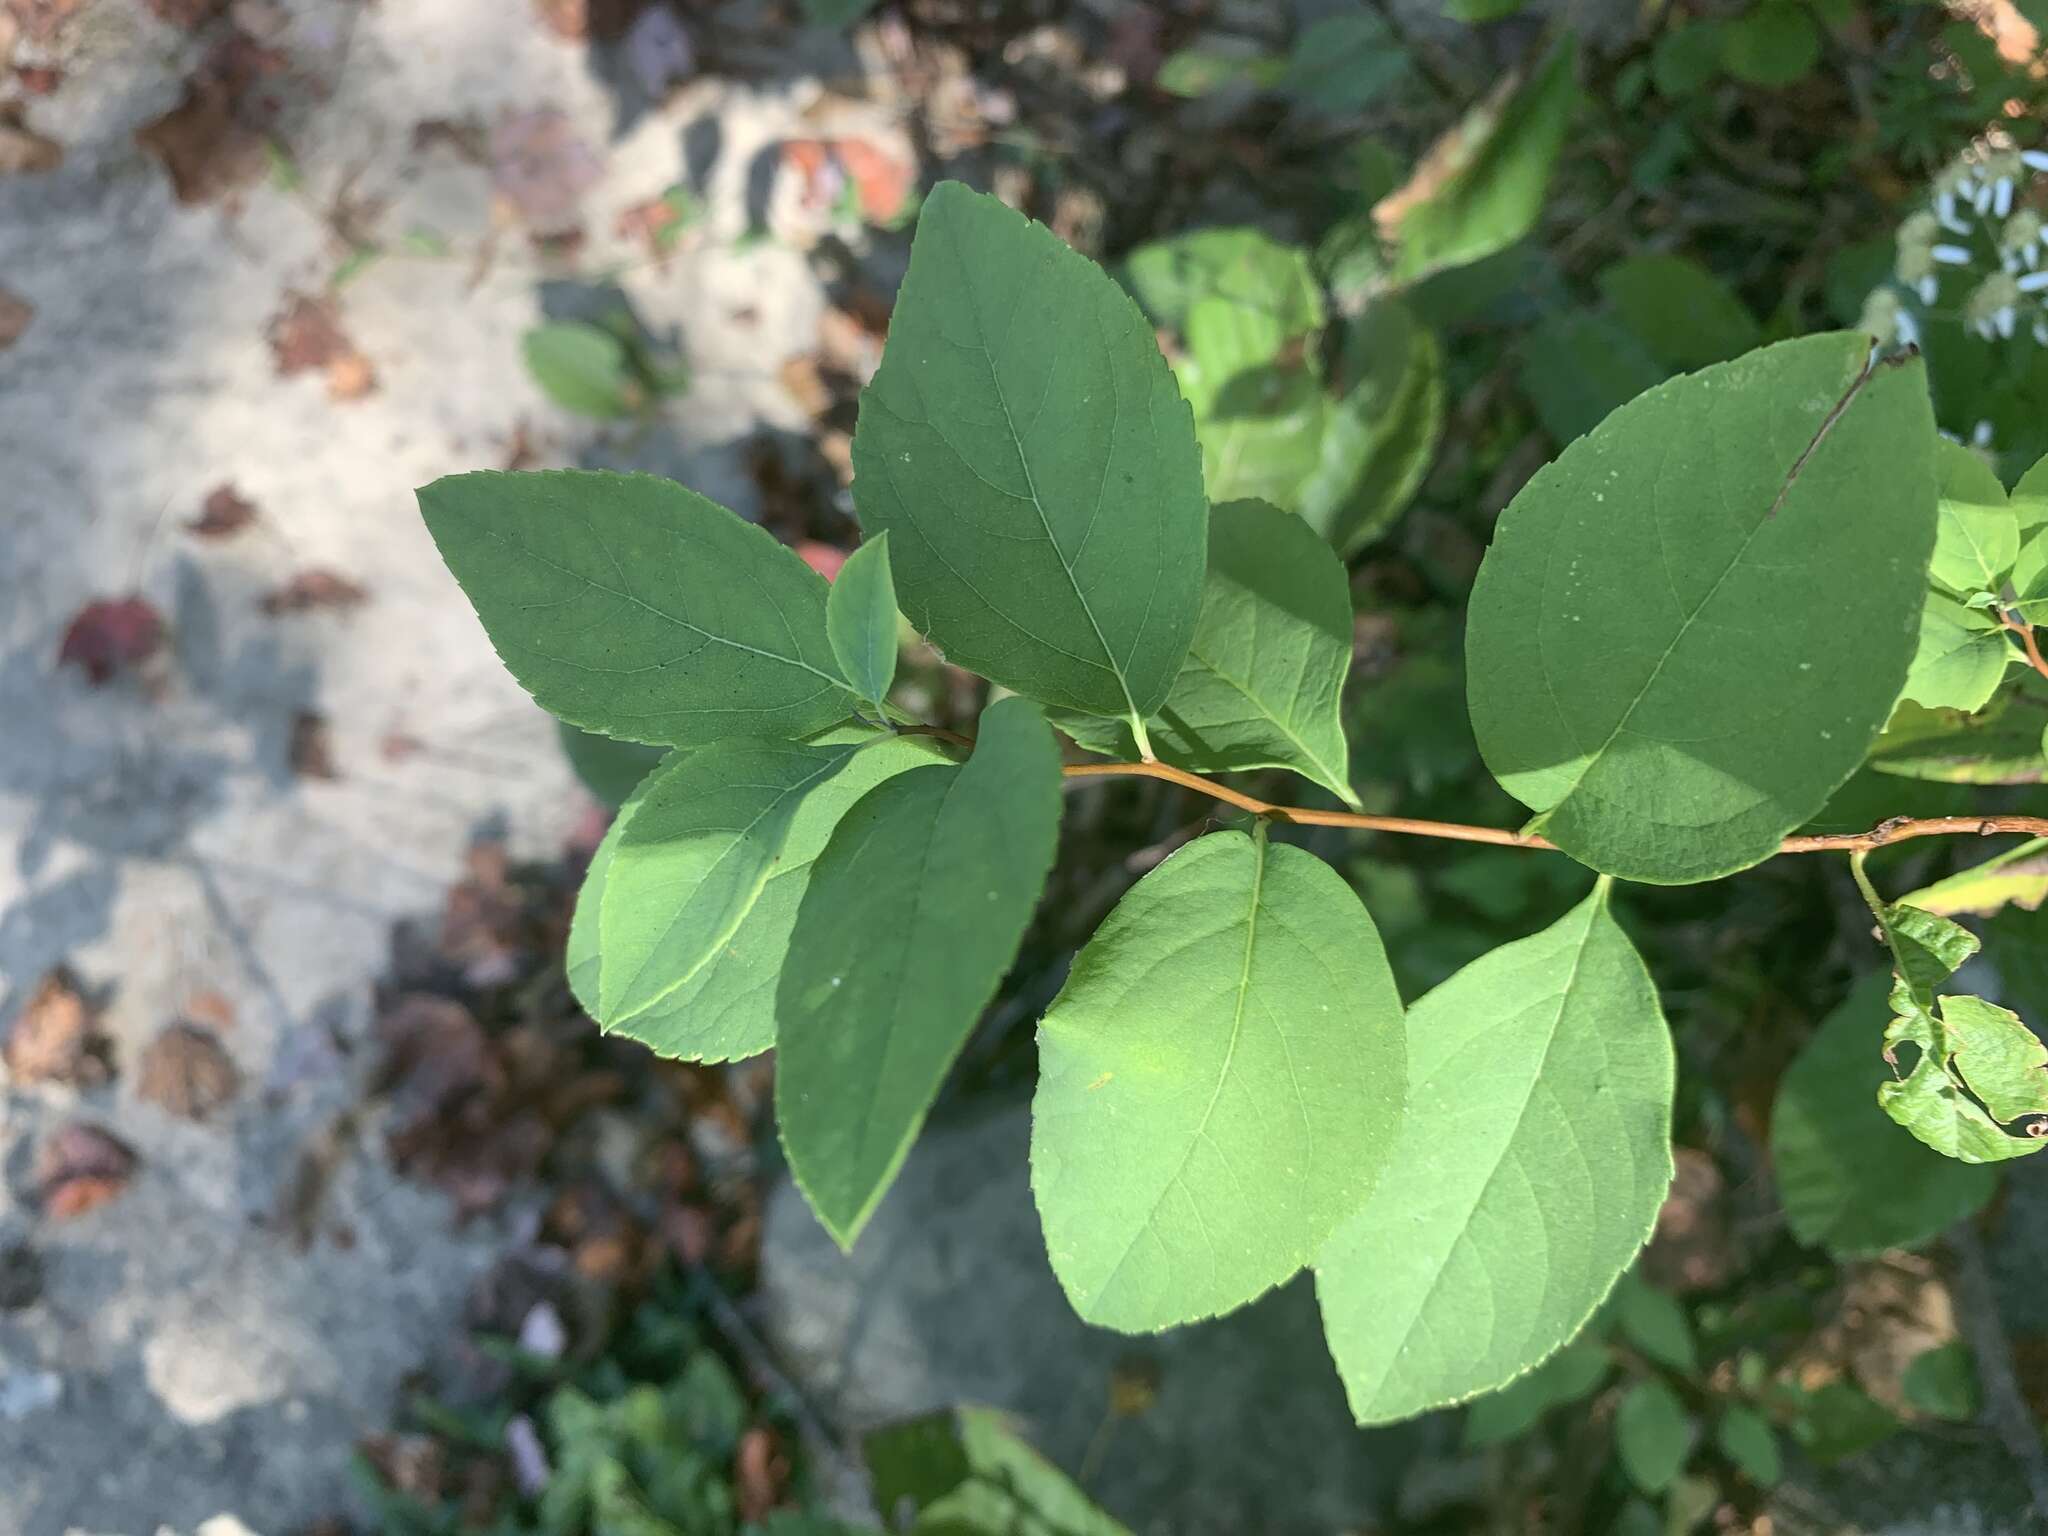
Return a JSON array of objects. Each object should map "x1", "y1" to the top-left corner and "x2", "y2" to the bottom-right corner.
[
  {"x1": 1178, "y1": 301, "x2": 1331, "y2": 511},
  {"x1": 1612, "y1": 1272, "x2": 1698, "y2": 1374},
  {"x1": 1125, "y1": 228, "x2": 1323, "y2": 341},
  {"x1": 1615, "y1": 1379, "x2": 1694, "y2": 1495},
  {"x1": 1880, "y1": 984, "x2": 2048, "y2": 1163},
  {"x1": 523, "y1": 323, "x2": 642, "y2": 419},
  {"x1": 1032, "y1": 825, "x2": 1405, "y2": 1331},
  {"x1": 1315, "y1": 887, "x2": 1675, "y2": 1423},
  {"x1": 1720, "y1": 4, "x2": 1820, "y2": 86},
  {"x1": 1462, "y1": 1338, "x2": 1612, "y2": 1448},
  {"x1": 558, "y1": 720, "x2": 666, "y2": 811},
  {"x1": 1900, "y1": 592, "x2": 2011, "y2": 713},
  {"x1": 777, "y1": 699, "x2": 1064, "y2": 1246},
  {"x1": 598, "y1": 741, "x2": 859, "y2": 1025},
  {"x1": 1899, "y1": 838, "x2": 2048, "y2": 918},
  {"x1": 1868, "y1": 688, "x2": 2048, "y2": 785},
  {"x1": 852, "y1": 181, "x2": 1208, "y2": 730},
  {"x1": 1300, "y1": 300, "x2": 1446, "y2": 552},
  {"x1": 1930, "y1": 439, "x2": 2019, "y2": 597},
  {"x1": 1154, "y1": 47, "x2": 1286, "y2": 99},
  {"x1": 800, "y1": 0, "x2": 881, "y2": 24},
  {"x1": 1276, "y1": 12, "x2": 1408, "y2": 114},
  {"x1": 1597, "y1": 254, "x2": 1762, "y2": 372},
  {"x1": 826, "y1": 532, "x2": 899, "y2": 713},
  {"x1": 1384, "y1": 41, "x2": 1579, "y2": 284},
  {"x1": 1786, "y1": 1381, "x2": 1897, "y2": 1463},
  {"x1": 1050, "y1": 500, "x2": 1358, "y2": 803},
  {"x1": 418, "y1": 470, "x2": 856, "y2": 746},
  {"x1": 1714, "y1": 1405, "x2": 1782, "y2": 1487},
  {"x1": 1652, "y1": 21, "x2": 1725, "y2": 96},
  {"x1": 1901, "y1": 1342, "x2": 1981, "y2": 1421},
  {"x1": 573, "y1": 728, "x2": 951, "y2": 1063},
  {"x1": 864, "y1": 1407, "x2": 1131, "y2": 1536},
  {"x1": 1467, "y1": 336, "x2": 1938, "y2": 884},
  {"x1": 1517, "y1": 309, "x2": 1665, "y2": 446},
  {"x1": 1771, "y1": 972, "x2": 1997, "y2": 1256}
]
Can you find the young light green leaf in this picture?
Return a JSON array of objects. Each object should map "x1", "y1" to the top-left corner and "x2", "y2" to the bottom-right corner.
[
  {"x1": 1615, "y1": 1379, "x2": 1694, "y2": 1495},
  {"x1": 1930, "y1": 439, "x2": 2019, "y2": 597},
  {"x1": 598, "y1": 741, "x2": 857, "y2": 1025},
  {"x1": 1597, "y1": 253, "x2": 1761, "y2": 372},
  {"x1": 1125, "y1": 227, "x2": 1323, "y2": 340},
  {"x1": 572, "y1": 729, "x2": 950, "y2": 1063},
  {"x1": 1382, "y1": 41, "x2": 1578, "y2": 284},
  {"x1": 1899, "y1": 838, "x2": 2048, "y2": 918},
  {"x1": 418, "y1": 470, "x2": 856, "y2": 746},
  {"x1": 1176, "y1": 299, "x2": 1328, "y2": 511},
  {"x1": 826, "y1": 532, "x2": 899, "y2": 712},
  {"x1": 1300, "y1": 300, "x2": 1446, "y2": 553},
  {"x1": 1771, "y1": 972, "x2": 1997, "y2": 1256},
  {"x1": 1868, "y1": 688, "x2": 2048, "y2": 786},
  {"x1": 522, "y1": 323, "x2": 640, "y2": 419},
  {"x1": 851, "y1": 181, "x2": 1207, "y2": 729},
  {"x1": 1033, "y1": 826, "x2": 1405, "y2": 1332},
  {"x1": 1051, "y1": 500, "x2": 1358, "y2": 803},
  {"x1": 777, "y1": 698, "x2": 1063, "y2": 1247},
  {"x1": 1715, "y1": 1405, "x2": 1783, "y2": 1487},
  {"x1": 1611, "y1": 1271, "x2": 1697, "y2": 1374},
  {"x1": 1316, "y1": 887, "x2": 1675, "y2": 1424},
  {"x1": 1467, "y1": 336, "x2": 1938, "y2": 884},
  {"x1": 1900, "y1": 592, "x2": 2011, "y2": 713},
  {"x1": 1462, "y1": 1339, "x2": 1611, "y2": 1448},
  {"x1": 1880, "y1": 984, "x2": 2048, "y2": 1163},
  {"x1": 567, "y1": 764, "x2": 661, "y2": 1020},
  {"x1": 864, "y1": 1407, "x2": 1131, "y2": 1536}
]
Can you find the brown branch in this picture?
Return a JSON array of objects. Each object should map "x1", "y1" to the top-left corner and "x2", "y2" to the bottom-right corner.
[
  {"x1": 2002, "y1": 611, "x2": 2048, "y2": 683},
  {"x1": 1058, "y1": 760, "x2": 2048, "y2": 856}
]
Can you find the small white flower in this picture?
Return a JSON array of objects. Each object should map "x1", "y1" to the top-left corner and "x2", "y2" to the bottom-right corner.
[
  {"x1": 1975, "y1": 179, "x2": 1997, "y2": 213},
  {"x1": 1995, "y1": 177, "x2": 2015, "y2": 217},
  {"x1": 1894, "y1": 307, "x2": 1920, "y2": 347},
  {"x1": 1920, "y1": 275, "x2": 1941, "y2": 305},
  {"x1": 2019, "y1": 269, "x2": 2048, "y2": 293},
  {"x1": 1937, "y1": 191, "x2": 1968, "y2": 233},
  {"x1": 2022, "y1": 149, "x2": 2048, "y2": 173},
  {"x1": 1973, "y1": 419, "x2": 1995, "y2": 446},
  {"x1": 1997, "y1": 304, "x2": 2019, "y2": 337},
  {"x1": 1932, "y1": 243, "x2": 1973, "y2": 265},
  {"x1": 2034, "y1": 319, "x2": 2048, "y2": 345}
]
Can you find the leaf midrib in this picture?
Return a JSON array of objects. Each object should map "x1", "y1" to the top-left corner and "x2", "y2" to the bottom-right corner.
[{"x1": 942, "y1": 222, "x2": 1145, "y2": 726}]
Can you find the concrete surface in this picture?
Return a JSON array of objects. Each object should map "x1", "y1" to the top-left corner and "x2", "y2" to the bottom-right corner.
[{"x1": 0, "y1": 2, "x2": 870, "y2": 1529}]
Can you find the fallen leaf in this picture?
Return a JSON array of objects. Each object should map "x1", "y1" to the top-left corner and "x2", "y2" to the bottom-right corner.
[
  {"x1": 533, "y1": 0, "x2": 651, "y2": 41},
  {"x1": 793, "y1": 540, "x2": 847, "y2": 583},
  {"x1": 34, "y1": 1122, "x2": 137, "y2": 1219},
  {"x1": 58, "y1": 595, "x2": 166, "y2": 684},
  {"x1": 183, "y1": 988, "x2": 237, "y2": 1033},
  {"x1": 187, "y1": 483, "x2": 258, "y2": 538},
  {"x1": 289, "y1": 709, "x2": 337, "y2": 779},
  {"x1": 267, "y1": 291, "x2": 375, "y2": 397},
  {"x1": 132, "y1": 34, "x2": 287, "y2": 207},
  {"x1": 490, "y1": 108, "x2": 600, "y2": 234},
  {"x1": 833, "y1": 137, "x2": 912, "y2": 223},
  {"x1": 136, "y1": 1022, "x2": 241, "y2": 1121},
  {"x1": 261, "y1": 569, "x2": 368, "y2": 615},
  {"x1": 733, "y1": 1426, "x2": 786, "y2": 1523},
  {"x1": 410, "y1": 115, "x2": 489, "y2": 165},
  {"x1": 0, "y1": 105, "x2": 61, "y2": 175},
  {"x1": 15, "y1": 65, "x2": 63, "y2": 95},
  {"x1": 2, "y1": 970, "x2": 113, "y2": 1088},
  {"x1": 0, "y1": 288, "x2": 26, "y2": 351}
]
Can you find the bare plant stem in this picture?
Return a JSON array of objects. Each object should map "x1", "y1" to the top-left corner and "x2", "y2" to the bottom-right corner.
[{"x1": 2003, "y1": 610, "x2": 2048, "y2": 683}]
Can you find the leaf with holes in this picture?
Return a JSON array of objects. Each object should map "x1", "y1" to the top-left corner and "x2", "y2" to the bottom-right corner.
[
  {"x1": 1467, "y1": 335, "x2": 1938, "y2": 883},
  {"x1": 777, "y1": 699, "x2": 1064, "y2": 1246},
  {"x1": 1316, "y1": 886, "x2": 1674, "y2": 1423},
  {"x1": 418, "y1": 470, "x2": 857, "y2": 745},
  {"x1": 1051, "y1": 500, "x2": 1358, "y2": 803},
  {"x1": 851, "y1": 181, "x2": 1207, "y2": 734},
  {"x1": 1772, "y1": 972, "x2": 1997, "y2": 1255},
  {"x1": 1033, "y1": 826, "x2": 1405, "y2": 1332}
]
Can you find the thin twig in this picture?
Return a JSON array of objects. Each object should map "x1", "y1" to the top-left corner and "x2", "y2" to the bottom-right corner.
[
  {"x1": 1060, "y1": 759, "x2": 2048, "y2": 855},
  {"x1": 2003, "y1": 612, "x2": 2048, "y2": 683}
]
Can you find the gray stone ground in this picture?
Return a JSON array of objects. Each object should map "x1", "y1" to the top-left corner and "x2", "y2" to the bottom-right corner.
[{"x1": 0, "y1": 3, "x2": 883, "y2": 1530}]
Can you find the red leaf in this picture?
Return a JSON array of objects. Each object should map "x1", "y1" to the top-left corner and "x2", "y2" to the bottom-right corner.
[
  {"x1": 188, "y1": 482, "x2": 258, "y2": 538},
  {"x1": 261, "y1": 569, "x2": 369, "y2": 615},
  {"x1": 35, "y1": 1122, "x2": 138, "y2": 1219},
  {"x1": 793, "y1": 541, "x2": 846, "y2": 583},
  {"x1": 58, "y1": 596, "x2": 165, "y2": 684}
]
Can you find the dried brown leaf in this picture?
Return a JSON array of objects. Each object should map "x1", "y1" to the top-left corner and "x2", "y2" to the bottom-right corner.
[
  {"x1": 0, "y1": 287, "x2": 26, "y2": 352},
  {"x1": 261, "y1": 569, "x2": 369, "y2": 615},
  {"x1": 34, "y1": 1122, "x2": 137, "y2": 1219},
  {"x1": 58, "y1": 595, "x2": 166, "y2": 684},
  {"x1": 289, "y1": 709, "x2": 337, "y2": 780},
  {"x1": 136, "y1": 1022, "x2": 241, "y2": 1121},
  {"x1": 0, "y1": 106, "x2": 61, "y2": 175},
  {"x1": 188, "y1": 483, "x2": 258, "y2": 538},
  {"x1": 3, "y1": 970, "x2": 113, "y2": 1088}
]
